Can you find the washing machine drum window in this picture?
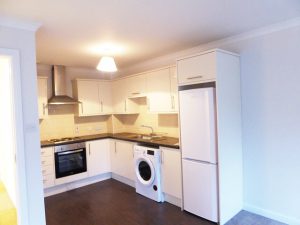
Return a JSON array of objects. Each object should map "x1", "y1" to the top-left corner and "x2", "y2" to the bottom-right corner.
[
  {"x1": 139, "y1": 161, "x2": 152, "y2": 181},
  {"x1": 136, "y1": 157, "x2": 155, "y2": 186}
]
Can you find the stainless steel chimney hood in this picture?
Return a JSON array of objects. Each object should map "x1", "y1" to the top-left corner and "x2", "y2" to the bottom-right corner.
[{"x1": 48, "y1": 65, "x2": 80, "y2": 105}]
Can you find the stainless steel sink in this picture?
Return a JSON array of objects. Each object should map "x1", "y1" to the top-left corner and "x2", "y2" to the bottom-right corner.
[{"x1": 128, "y1": 134, "x2": 166, "y2": 141}]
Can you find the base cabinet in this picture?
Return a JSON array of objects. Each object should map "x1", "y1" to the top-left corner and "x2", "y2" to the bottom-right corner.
[
  {"x1": 110, "y1": 140, "x2": 135, "y2": 181},
  {"x1": 160, "y1": 147, "x2": 182, "y2": 199},
  {"x1": 87, "y1": 139, "x2": 111, "y2": 177},
  {"x1": 41, "y1": 147, "x2": 55, "y2": 188}
]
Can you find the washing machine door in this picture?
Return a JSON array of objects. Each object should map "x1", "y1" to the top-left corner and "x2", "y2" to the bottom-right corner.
[{"x1": 135, "y1": 157, "x2": 155, "y2": 186}]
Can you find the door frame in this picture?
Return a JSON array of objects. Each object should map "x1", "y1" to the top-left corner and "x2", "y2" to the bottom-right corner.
[{"x1": 0, "y1": 48, "x2": 29, "y2": 225}]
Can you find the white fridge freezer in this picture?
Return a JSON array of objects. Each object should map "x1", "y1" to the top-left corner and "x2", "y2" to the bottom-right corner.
[{"x1": 179, "y1": 86, "x2": 219, "y2": 222}]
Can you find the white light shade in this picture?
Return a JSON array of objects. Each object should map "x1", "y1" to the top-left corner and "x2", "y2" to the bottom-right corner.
[{"x1": 96, "y1": 56, "x2": 117, "y2": 72}]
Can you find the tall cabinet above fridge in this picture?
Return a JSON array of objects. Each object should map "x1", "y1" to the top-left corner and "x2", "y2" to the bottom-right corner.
[{"x1": 177, "y1": 49, "x2": 243, "y2": 225}]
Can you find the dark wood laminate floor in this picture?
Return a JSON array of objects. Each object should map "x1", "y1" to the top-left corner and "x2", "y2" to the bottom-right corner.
[{"x1": 45, "y1": 179, "x2": 215, "y2": 225}]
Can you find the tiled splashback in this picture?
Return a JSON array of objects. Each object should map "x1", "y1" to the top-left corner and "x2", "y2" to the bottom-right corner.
[
  {"x1": 39, "y1": 105, "x2": 112, "y2": 140},
  {"x1": 111, "y1": 98, "x2": 179, "y2": 137},
  {"x1": 39, "y1": 99, "x2": 179, "y2": 140}
]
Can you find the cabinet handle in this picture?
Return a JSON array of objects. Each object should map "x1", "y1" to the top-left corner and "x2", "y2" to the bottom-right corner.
[
  {"x1": 89, "y1": 143, "x2": 91, "y2": 155},
  {"x1": 43, "y1": 103, "x2": 46, "y2": 115},
  {"x1": 147, "y1": 98, "x2": 150, "y2": 111},
  {"x1": 124, "y1": 100, "x2": 127, "y2": 112},
  {"x1": 131, "y1": 92, "x2": 140, "y2": 95},
  {"x1": 114, "y1": 142, "x2": 116, "y2": 153},
  {"x1": 80, "y1": 102, "x2": 84, "y2": 114},
  {"x1": 101, "y1": 101, "x2": 103, "y2": 112},
  {"x1": 171, "y1": 95, "x2": 174, "y2": 109},
  {"x1": 187, "y1": 75, "x2": 203, "y2": 80},
  {"x1": 161, "y1": 151, "x2": 164, "y2": 164}
]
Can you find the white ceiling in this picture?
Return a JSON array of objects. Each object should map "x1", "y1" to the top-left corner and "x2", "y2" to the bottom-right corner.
[{"x1": 1, "y1": 0, "x2": 300, "y2": 72}]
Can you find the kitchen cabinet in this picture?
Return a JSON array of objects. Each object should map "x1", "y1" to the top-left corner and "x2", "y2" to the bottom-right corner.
[
  {"x1": 37, "y1": 77, "x2": 48, "y2": 119},
  {"x1": 126, "y1": 74, "x2": 147, "y2": 98},
  {"x1": 41, "y1": 147, "x2": 55, "y2": 188},
  {"x1": 112, "y1": 79, "x2": 139, "y2": 114},
  {"x1": 160, "y1": 147, "x2": 182, "y2": 200},
  {"x1": 170, "y1": 66, "x2": 179, "y2": 112},
  {"x1": 146, "y1": 67, "x2": 178, "y2": 113},
  {"x1": 74, "y1": 79, "x2": 112, "y2": 116},
  {"x1": 86, "y1": 139, "x2": 111, "y2": 177},
  {"x1": 110, "y1": 140, "x2": 135, "y2": 181},
  {"x1": 177, "y1": 51, "x2": 216, "y2": 85},
  {"x1": 177, "y1": 49, "x2": 242, "y2": 225}
]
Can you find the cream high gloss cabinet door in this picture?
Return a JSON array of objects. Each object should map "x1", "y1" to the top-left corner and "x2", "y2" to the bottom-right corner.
[
  {"x1": 87, "y1": 139, "x2": 111, "y2": 177},
  {"x1": 37, "y1": 77, "x2": 48, "y2": 119},
  {"x1": 146, "y1": 68, "x2": 172, "y2": 113},
  {"x1": 110, "y1": 140, "x2": 135, "y2": 181},
  {"x1": 77, "y1": 80, "x2": 101, "y2": 116},
  {"x1": 112, "y1": 79, "x2": 139, "y2": 114},
  {"x1": 98, "y1": 81, "x2": 112, "y2": 114},
  {"x1": 177, "y1": 51, "x2": 216, "y2": 85},
  {"x1": 126, "y1": 74, "x2": 146, "y2": 98},
  {"x1": 170, "y1": 66, "x2": 179, "y2": 112},
  {"x1": 161, "y1": 147, "x2": 182, "y2": 200}
]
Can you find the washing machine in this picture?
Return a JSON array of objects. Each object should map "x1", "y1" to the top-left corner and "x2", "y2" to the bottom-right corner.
[{"x1": 134, "y1": 145, "x2": 164, "y2": 202}]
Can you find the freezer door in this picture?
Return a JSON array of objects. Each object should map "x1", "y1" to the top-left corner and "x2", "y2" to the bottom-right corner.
[
  {"x1": 179, "y1": 87, "x2": 217, "y2": 163},
  {"x1": 182, "y1": 159, "x2": 218, "y2": 222}
]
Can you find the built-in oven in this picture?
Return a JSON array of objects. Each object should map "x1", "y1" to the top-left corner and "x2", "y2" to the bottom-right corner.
[{"x1": 54, "y1": 142, "x2": 87, "y2": 179}]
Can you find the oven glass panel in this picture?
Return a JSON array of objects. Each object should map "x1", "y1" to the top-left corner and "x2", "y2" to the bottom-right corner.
[{"x1": 55, "y1": 148, "x2": 87, "y2": 178}]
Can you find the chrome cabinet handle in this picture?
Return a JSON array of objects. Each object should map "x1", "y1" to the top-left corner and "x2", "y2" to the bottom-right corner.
[
  {"x1": 161, "y1": 151, "x2": 164, "y2": 164},
  {"x1": 131, "y1": 92, "x2": 140, "y2": 95},
  {"x1": 171, "y1": 95, "x2": 174, "y2": 109},
  {"x1": 43, "y1": 103, "x2": 46, "y2": 115},
  {"x1": 187, "y1": 75, "x2": 203, "y2": 80},
  {"x1": 124, "y1": 100, "x2": 127, "y2": 112},
  {"x1": 89, "y1": 143, "x2": 91, "y2": 155},
  {"x1": 114, "y1": 142, "x2": 117, "y2": 153},
  {"x1": 101, "y1": 101, "x2": 103, "y2": 112}
]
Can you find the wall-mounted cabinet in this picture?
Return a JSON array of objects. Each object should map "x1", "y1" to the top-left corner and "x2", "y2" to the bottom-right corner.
[
  {"x1": 112, "y1": 79, "x2": 139, "y2": 114},
  {"x1": 37, "y1": 77, "x2": 48, "y2": 119},
  {"x1": 73, "y1": 79, "x2": 112, "y2": 116},
  {"x1": 177, "y1": 51, "x2": 216, "y2": 85},
  {"x1": 126, "y1": 74, "x2": 147, "y2": 98},
  {"x1": 146, "y1": 66, "x2": 178, "y2": 113}
]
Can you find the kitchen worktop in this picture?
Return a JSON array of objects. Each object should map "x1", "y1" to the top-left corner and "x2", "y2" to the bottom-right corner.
[{"x1": 41, "y1": 133, "x2": 180, "y2": 149}]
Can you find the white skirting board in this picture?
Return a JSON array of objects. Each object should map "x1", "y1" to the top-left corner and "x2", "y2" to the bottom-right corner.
[
  {"x1": 111, "y1": 173, "x2": 135, "y2": 188},
  {"x1": 44, "y1": 173, "x2": 112, "y2": 197},
  {"x1": 164, "y1": 193, "x2": 182, "y2": 208},
  {"x1": 244, "y1": 203, "x2": 300, "y2": 225}
]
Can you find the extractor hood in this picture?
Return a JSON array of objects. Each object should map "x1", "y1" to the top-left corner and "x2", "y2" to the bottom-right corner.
[{"x1": 48, "y1": 65, "x2": 80, "y2": 105}]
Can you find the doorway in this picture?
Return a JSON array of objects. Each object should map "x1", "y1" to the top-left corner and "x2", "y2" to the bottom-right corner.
[{"x1": 0, "y1": 49, "x2": 29, "y2": 225}]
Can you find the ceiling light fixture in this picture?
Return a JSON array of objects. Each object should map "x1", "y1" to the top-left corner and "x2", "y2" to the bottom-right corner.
[{"x1": 96, "y1": 56, "x2": 117, "y2": 72}]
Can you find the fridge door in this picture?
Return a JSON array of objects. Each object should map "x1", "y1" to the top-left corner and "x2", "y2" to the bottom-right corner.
[
  {"x1": 179, "y1": 87, "x2": 217, "y2": 163},
  {"x1": 182, "y1": 159, "x2": 218, "y2": 222}
]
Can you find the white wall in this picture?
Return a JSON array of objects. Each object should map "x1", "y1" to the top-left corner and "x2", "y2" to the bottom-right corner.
[
  {"x1": 0, "y1": 25, "x2": 46, "y2": 225},
  {"x1": 0, "y1": 56, "x2": 17, "y2": 206},
  {"x1": 234, "y1": 26, "x2": 300, "y2": 225},
  {"x1": 121, "y1": 21, "x2": 300, "y2": 224}
]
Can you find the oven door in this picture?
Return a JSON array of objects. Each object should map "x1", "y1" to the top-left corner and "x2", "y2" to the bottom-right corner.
[{"x1": 55, "y1": 148, "x2": 87, "y2": 179}]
